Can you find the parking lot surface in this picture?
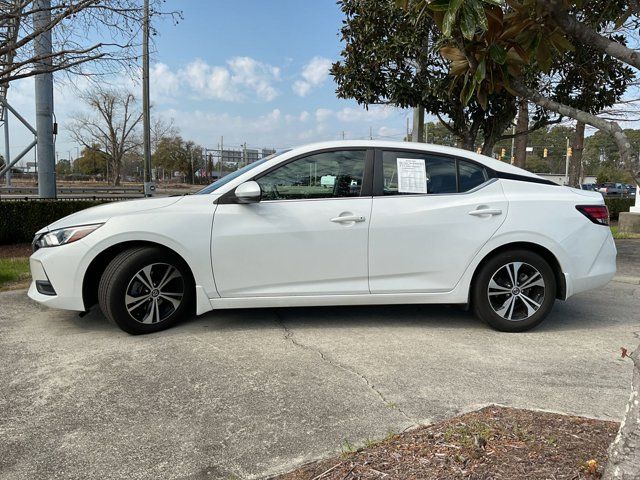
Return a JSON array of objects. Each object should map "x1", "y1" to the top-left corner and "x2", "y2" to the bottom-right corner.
[{"x1": 1, "y1": 279, "x2": 639, "y2": 480}]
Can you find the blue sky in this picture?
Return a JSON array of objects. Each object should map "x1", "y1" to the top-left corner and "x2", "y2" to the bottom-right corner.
[
  {"x1": 4, "y1": 0, "x2": 410, "y2": 163},
  {"x1": 144, "y1": 0, "x2": 409, "y2": 149}
]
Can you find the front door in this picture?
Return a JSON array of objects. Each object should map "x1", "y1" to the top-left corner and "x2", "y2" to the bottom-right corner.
[
  {"x1": 212, "y1": 149, "x2": 373, "y2": 297},
  {"x1": 368, "y1": 149, "x2": 508, "y2": 293}
]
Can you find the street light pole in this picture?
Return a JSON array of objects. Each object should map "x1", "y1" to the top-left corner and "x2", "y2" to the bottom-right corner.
[{"x1": 142, "y1": 0, "x2": 153, "y2": 196}]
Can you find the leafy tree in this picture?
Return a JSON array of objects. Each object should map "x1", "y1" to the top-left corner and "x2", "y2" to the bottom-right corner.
[
  {"x1": 400, "y1": 0, "x2": 639, "y2": 184},
  {"x1": 152, "y1": 135, "x2": 203, "y2": 182},
  {"x1": 55, "y1": 159, "x2": 72, "y2": 175},
  {"x1": 73, "y1": 145, "x2": 108, "y2": 177},
  {"x1": 331, "y1": 0, "x2": 519, "y2": 153}
]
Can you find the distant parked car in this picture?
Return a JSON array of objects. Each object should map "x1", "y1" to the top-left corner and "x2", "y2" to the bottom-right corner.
[
  {"x1": 624, "y1": 184, "x2": 637, "y2": 196},
  {"x1": 598, "y1": 183, "x2": 624, "y2": 196},
  {"x1": 581, "y1": 183, "x2": 596, "y2": 191}
]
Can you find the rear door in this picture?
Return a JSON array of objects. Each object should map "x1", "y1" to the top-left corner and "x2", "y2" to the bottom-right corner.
[{"x1": 368, "y1": 149, "x2": 508, "y2": 293}]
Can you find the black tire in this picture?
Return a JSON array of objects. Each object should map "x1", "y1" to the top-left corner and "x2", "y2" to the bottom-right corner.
[
  {"x1": 98, "y1": 247, "x2": 194, "y2": 335},
  {"x1": 472, "y1": 249, "x2": 556, "y2": 332}
]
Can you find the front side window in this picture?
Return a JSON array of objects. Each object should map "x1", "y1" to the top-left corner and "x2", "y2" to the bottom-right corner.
[
  {"x1": 257, "y1": 150, "x2": 366, "y2": 201},
  {"x1": 381, "y1": 151, "x2": 487, "y2": 195}
]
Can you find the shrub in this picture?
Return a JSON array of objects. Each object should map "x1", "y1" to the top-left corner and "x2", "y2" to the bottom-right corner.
[
  {"x1": 605, "y1": 197, "x2": 635, "y2": 220},
  {"x1": 0, "y1": 200, "x2": 106, "y2": 245}
]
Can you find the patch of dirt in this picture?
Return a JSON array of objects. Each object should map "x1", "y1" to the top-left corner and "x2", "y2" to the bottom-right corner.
[
  {"x1": 0, "y1": 278, "x2": 30, "y2": 292},
  {"x1": 275, "y1": 406, "x2": 618, "y2": 480},
  {"x1": 0, "y1": 244, "x2": 32, "y2": 259}
]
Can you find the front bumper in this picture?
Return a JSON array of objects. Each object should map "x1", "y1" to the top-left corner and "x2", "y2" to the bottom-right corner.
[{"x1": 27, "y1": 240, "x2": 89, "y2": 311}]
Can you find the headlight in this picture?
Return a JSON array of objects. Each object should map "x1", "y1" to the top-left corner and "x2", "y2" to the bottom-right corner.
[{"x1": 34, "y1": 224, "x2": 103, "y2": 248}]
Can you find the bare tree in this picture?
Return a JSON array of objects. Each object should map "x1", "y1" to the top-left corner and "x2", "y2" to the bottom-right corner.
[
  {"x1": 0, "y1": 0, "x2": 181, "y2": 84},
  {"x1": 69, "y1": 86, "x2": 142, "y2": 185},
  {"x1": 150, "y1": 115, "x2": 178, "y2": 154}
]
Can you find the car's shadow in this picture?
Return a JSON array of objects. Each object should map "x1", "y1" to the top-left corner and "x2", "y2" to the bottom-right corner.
[{"x1": 64, "y1": 292, "x2": 630, "y2": 335}]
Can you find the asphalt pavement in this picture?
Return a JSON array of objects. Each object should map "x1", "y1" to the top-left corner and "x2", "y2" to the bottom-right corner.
[{"x1": 1, "y1": 243, "x2": 639, "y2": 480}]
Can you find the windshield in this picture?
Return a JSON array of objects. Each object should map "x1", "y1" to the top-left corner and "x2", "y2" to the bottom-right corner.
[{"x1": 195, "y1": 150, "x2": 289, "y2": 195}]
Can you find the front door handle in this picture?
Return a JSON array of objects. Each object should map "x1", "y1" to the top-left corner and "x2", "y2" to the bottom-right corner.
[
  {"x1": 330, "y1": 215, "x2": 366, "y2": 223},
  {"x1": 468, "y1": 208, "x2": 502, "y2": 217}
]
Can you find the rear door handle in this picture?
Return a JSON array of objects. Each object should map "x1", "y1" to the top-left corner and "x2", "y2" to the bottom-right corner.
[
  {"x1": 468, "y1": 208, "x2": 502, "y2": 216},
  {"x1": 330, "y1": 215, "x2": 366, "y2": 223}
]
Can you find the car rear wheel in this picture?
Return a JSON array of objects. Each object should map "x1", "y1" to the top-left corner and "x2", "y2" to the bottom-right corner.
[
  {"x1": 472, "y1": 250, "x2": 556, "y2": 332},
  {"x1": 98, "y1": 247, "x2": 194, "y2": 334}
]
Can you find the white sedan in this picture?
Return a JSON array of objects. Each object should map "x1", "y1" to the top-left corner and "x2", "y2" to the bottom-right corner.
[{"x1": 28, "y1": 141, "x2": 616, "y2": 334}]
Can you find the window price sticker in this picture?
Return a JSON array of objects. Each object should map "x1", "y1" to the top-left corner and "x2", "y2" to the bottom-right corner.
[{"x1": 397, "y1": 158, "x2": 428, "y2": 193}]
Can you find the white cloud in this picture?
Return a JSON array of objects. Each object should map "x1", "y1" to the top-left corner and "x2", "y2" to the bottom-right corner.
[
  {"x1": 166, "y1": 57, "x2": 281, "y2": 102},
  {"x1": 315, "y1": 108, "x2": 333, "y2": 123},
  {"x1": 335, "y1": 105, "x2": 394, "y2": 122},
  {"x1": 293, "y1": 56, "x2": 332, "y2": 97},
  {"x1": 292, "y1": 80, "x2": 312, "y2": 97},
  {"x1": 150, "y1": 62, "x2": 180, "y2": 97}
]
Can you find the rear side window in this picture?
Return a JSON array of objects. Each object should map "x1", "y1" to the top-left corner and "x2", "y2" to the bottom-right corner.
[
  {"x1": 381, "y1": 151, "x2": 487, "y2": 195},
  {"x1": 458, "y1": 159, "x2": 488, "y2": 192}
]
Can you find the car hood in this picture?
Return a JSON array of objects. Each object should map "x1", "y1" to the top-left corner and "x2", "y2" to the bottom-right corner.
[{"x1": 37, "y1": 196, "x2": 183, "y2": 234}]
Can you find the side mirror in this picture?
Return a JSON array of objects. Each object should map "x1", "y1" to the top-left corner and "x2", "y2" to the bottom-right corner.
[{"x1": 234, "y1": 181, "x2": 262, "y2": 204}]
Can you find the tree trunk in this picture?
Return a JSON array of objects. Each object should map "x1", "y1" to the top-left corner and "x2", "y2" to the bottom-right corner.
[
  {"x1": 511, "y1": 80, "x2": 638, "y2": 186},
  {"x1": 569, "y1": 121, "x2": 585, "y2": 188},
  {"x1": 514, "y1": 98, "x2": 529, "y2": 169},
  {"x1": 538, "y1": 0, "x2": 640, "y2": 71},
  {"x1": 603, "y1": 348, "x2": 640, "y2": 480}
]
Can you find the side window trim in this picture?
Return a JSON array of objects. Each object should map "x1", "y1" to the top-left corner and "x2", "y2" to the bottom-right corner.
[
  {"x1": 373, "y1": 147, "x2": 492, "y2": 197},
  {"x1": 218, "y1": 147, "x2": 375, "y2": 204}
]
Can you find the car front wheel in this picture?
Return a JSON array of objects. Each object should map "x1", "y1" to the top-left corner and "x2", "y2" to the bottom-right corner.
[
  {"x1": 472, "y1": 250, "x2": 556, "y2": 332},
  {"x1": 98, "y1": 247, "x2": 194, "y2": 334}
]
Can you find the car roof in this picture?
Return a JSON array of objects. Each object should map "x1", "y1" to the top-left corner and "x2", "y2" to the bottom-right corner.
[{"x1": 285, "y1": 140, "x2": 542, "y2": 180}]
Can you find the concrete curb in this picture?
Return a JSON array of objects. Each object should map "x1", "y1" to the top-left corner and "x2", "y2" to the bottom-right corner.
[{"x1": 613, "y1": 276, "x2": 640, "y2": 285}]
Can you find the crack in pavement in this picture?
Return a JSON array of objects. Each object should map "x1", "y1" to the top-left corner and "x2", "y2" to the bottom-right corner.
[{"x1": 272, "y1": 311, "x2": 414, "y2": 425}]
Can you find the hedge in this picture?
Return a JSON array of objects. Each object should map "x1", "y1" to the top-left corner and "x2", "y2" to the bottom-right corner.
[
  {"x1": 0, "y1": 200, "x2": 107, "y2": 245},
  {"x1": 0, "y1": 196, "x2": 636, "y2": 245},
  {"x1": 605, "y1": 197, "x2": 635, "y2": 220}
]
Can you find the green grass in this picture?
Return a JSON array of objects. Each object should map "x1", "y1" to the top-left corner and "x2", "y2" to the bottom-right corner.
[
  {"x1": 611, "y1": 226, "x2": 640, "y2": 239},
  {"x1": 0, "y1": 257, "x2": 30, "y2": 290}
]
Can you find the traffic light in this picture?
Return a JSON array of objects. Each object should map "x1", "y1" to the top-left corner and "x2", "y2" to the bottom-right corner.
[
  {"x1": 476, "y1": 147, "x2": 482, "y2": 154},
  {"x1": 543, "y1": 148, "x2": 548, "y2": 158},
  {"x1": 501, "y1": 148, "x2": 506, "y2": 158},
  {"x1": 567, "y1": 147, "x2": 573, "y2": 157}
]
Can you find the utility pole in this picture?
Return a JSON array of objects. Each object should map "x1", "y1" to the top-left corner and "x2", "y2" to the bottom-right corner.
[
  {"x1": 369, "y1": 126, "x2": 373, "y2": 140},
  {"x1": 219, "y1": 136, "x2": 223, "y2": 179},
  {"x1": 34, "y1": 0, "x2": 56, "y2": 198},
  {"x1": 406, "y1": 117, "x2": 410, "y2": 141},
  {"x1": 412, "y1": 106, "x2": 424, "y2": 142},
  {"x1": 142, "y1": 0, "x2": 153, "y2": 196},
  {"x1": 3, "y1": 108, "x2": 9, "y2": 187},
  {"x1": 190, "y1": 150, "x2": 194, "y2": 184},
  {"x1": 564, "y1": 136, "x2": 570, "y2": 185},
  {"x1": 510, "y1": 125, "x2": 516, "y2": 164}
]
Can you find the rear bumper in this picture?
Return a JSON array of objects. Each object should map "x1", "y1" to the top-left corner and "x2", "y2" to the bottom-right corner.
[{"x1": 564, "y1": 233, "x2": 616, "y2": 299}]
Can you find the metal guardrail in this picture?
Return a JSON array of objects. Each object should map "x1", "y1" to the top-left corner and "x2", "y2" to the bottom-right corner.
[
  {"x1": 0, "y1": 186, "x2": 144, "y2": 195},
  {"x1": 0, "y1": 196, "x2": 142, "y2": 202}
]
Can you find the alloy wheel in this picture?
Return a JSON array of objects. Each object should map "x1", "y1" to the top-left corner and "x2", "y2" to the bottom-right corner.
[
  {"x1": 124, "y1": 263, "x2": 184, "y2": 324},
  {"x1": 487, "y1": 262, "x2": 545, "y2": 322}
]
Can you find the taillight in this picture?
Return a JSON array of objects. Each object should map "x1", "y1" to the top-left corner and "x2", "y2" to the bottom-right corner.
[{"x1": 576, "y1": 205, "x2": 610, "y2": 226}]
